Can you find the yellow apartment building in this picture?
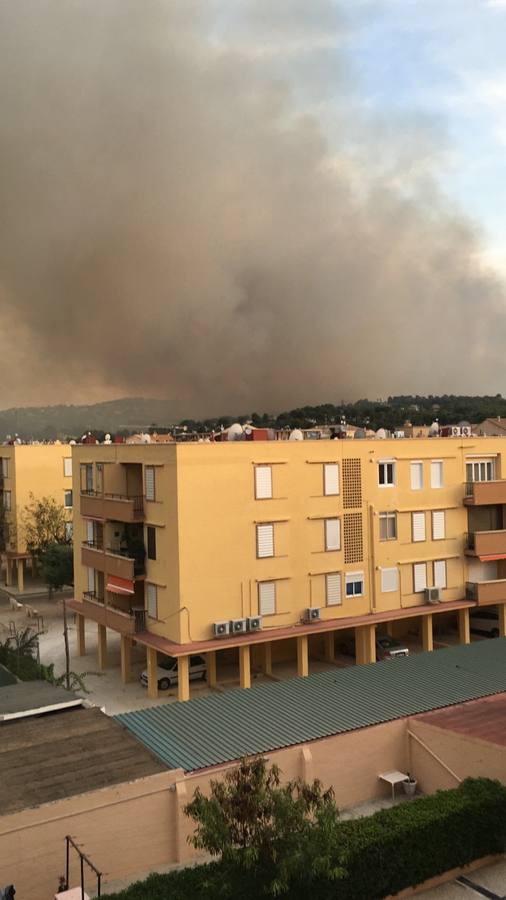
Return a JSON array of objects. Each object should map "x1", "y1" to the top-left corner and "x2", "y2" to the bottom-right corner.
[
  {"x1": 0, "y1": 444, "x2": 74, "y2": 591},
  {"x1": 68, "y1": 437, "x2": 506, "y2": 700}
]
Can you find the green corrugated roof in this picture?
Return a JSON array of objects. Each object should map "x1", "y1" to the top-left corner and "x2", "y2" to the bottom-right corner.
[{"x1": 116, "y1": 639, "x2": 506, "y2": 773}]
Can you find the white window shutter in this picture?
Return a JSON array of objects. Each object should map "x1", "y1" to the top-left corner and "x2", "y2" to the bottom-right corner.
[
  {"x1": 259, "y1": 582, "x2": 276, "y2": 615},
  {"x1": 381, "y1": 567, "x2": 399, "y2": 593},
  {"x1": 325, "y1": 518, "x2": 341, "y2": 551},
  {"x1": 145, "y1": 466, "x2": 155, "y2": 501},
  {"x1": 431, "y1": 461, "x2": 443, "y2": 488},
  {"x1": 64, "y1": 457, "x2": 72, "y2": 477},
  {"x1": 86, "y1": 521, "x2": 94, "y2": 543},
  {"x1": 257, "y1": 524, "x2": 274, "y2": 558},
  {"x1": 413, "y1": 563, "x2": 427, "y2": 593},
  {"x1": 410, "y1": 462, "x2": 423, "y2": 490},
  {"x1": 324, "y1": 463, "x2": 339, "y2": 496},
  {"x1": 432, "y1": 510, "x2": 445, "y2": 540},
  {"x1": 326, "y1": 573, "x2": 342, "y2": 605},
  {"x1": 255, "y1": 466, "x2": 273, "y2": 499},
  {"x1": 412, "y1": 512, "x2": 426, "y2": 542},
  {"x1": 87, "y1": 567, "x2": 95, "y2": 592},
  {"x1": 434, "y1": 560, "x2": 447, "y2": 589}
]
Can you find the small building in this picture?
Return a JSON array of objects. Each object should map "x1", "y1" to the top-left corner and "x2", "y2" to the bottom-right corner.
[{"x1": 476, "y1": 417, "x2": 506, "y2": 437}]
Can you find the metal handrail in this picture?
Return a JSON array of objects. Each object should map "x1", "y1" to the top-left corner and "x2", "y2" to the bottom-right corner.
[
  {"x1": 80, "y1": 490, "x2": 144, "y2": 513},
  {"x1": 82, "y1": 539, "x2": 104, "y2": 551}
]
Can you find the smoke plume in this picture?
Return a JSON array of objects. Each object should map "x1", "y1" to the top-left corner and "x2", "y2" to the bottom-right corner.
[{"x1": 0, "y1": 1, "x2": 504, "y2": 416}]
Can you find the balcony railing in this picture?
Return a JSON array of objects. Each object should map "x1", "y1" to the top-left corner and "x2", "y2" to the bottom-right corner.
[
  {"x1": 466, "y1": 580, "x2": 506, "y2": 605},
  {"x1": 465, "y1": 530, "x2": 506, "y2": 557},
  {"x1": 80, "y1": 491, "x2": 144, "y2": 522},
  {"x1": 464, "y1": 480, "x2": 506, "y2": 505},
  {"x1": 106, "y1": 546, "x2": 145, "y2": 577},
  {"x1": 80, "y1": 591, "x2": 146, "y2": 634}
]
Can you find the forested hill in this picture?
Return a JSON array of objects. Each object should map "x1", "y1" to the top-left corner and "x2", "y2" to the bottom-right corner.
[{"x1": 0, "y1": 398, "x2": 174, "y2": 440}]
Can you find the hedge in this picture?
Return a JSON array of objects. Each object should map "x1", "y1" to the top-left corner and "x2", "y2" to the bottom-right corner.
[{"x1": 99, "y1": 778, "x2": 506, "y2": 900}]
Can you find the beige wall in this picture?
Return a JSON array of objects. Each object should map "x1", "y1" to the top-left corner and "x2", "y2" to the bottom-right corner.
[{"x1": 408, "y1": 718, "x2": 506, "y2": 793}]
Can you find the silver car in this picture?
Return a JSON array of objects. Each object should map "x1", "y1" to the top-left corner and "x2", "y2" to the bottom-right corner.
[{"x1": 140, "y1": 654, "x2": 207, "y2": 690}]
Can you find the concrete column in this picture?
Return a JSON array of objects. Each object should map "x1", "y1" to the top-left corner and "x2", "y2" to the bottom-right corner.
[
  {"x1": 458, "y1": 608, "x2": 470, "y2": 645},
  {"x1": 385, "y1": 620, "x2": 395, "y2": 637},
  {"x1": 16, "y1": 559, "x2": 24, "y2": 593},
  {"x1": 323, "y1": 631, "x2": 335, "y2": 663},
  {"x1": 239, "y1": 644, "x2": 251, "y2": 689},
  {"x1": 498, "y1": 604, "x2": 506, "y2": 637},
  {"x1": 76, "y1": 614, "x2": 86, "y2": 657},
  {"x1": 355, "y1": 624, "x2": 376, "y2": 665},
  {"x1": 297, "y1": 634, "x2": 309, "y2": 677},
  {"x1": 146, "y1": 646, "x2": 158, "y2": 699},
  {"x1": 97, "y1": 623, "x2": 107, "y2": 670},
  {"x1": 174, "y1": 780, "x2": 188, "y2": 864},
  {"x1": 178, "y1": 655, "x2": 190, "y2": 702},
  {"x1": 262, "y1": 641, "x2": 272, "y2": 676},
  {"x1": 5, "y1": 557, "x2": 12, "y2": 586},
  {"x1": 422, "y1": 614, "x2": 433, "y2": 652},
  {"x1": 207, "y1": 650, "x2": 217, "y2": 688},
  {"x1": 120, "y1": 635, "x2": 132, "y2": 683}
]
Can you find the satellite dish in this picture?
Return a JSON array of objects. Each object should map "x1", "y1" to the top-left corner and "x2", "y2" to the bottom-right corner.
[
  {"x1": 289, "y1": 429, "x2": 303, "y2": 441},
  {"x1": 69, "y1": 439, "x2": 76, "y2": 445},
  {"x1": 227, "y1": 423, "x2": 244, "y2": 441},
  {"x1": 354, "y1": 428, "x2": 365, "y2": 439},
  {"x1": 243, "y1": 426, "x2": 252, "y2": 436},
  {"x1": 376, "y1": 428, "x2": 387, "y2": 440}
]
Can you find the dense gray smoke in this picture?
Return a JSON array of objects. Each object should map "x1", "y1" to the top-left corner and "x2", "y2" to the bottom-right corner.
[{"x1": 0, "y1": 0, "x2": 504, "y2": 415}]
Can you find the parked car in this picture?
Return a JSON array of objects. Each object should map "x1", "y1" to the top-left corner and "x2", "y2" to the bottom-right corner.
[
  {"x1": 338, "y1": 634, "x2": 409, "y2": 660},
  {"x1": 140, "y1": 654, "x2": 207, "y2": 690},
  {"x1": 470, "y1": 607, "x2": 500, "y2": 639}
]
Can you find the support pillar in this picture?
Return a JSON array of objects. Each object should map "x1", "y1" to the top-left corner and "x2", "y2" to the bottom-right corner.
[
  {"x1": 262, "y1": 641, "x2": 272, "y2": 676},
  {"x1": 323, "y1": 631, "x2": 335, "y2": 663},
  {"x1": 5, "y1": 557, "x2": 12, "y2": 587},
  {"x1": 146, "y1": 646, "x2": 158, "y2": 699},
  {"x1": 207, "y1": 650, "x2": 217, "y2": 688},
  {"x1": 16, "y1": 559, "x2": 24, "y2": 593},
  {"x1": 498, "y1": 604, "x2": 506, "y2": 637},
  {"x1": 174, "y1": 781, "x2": 188, "y2": 864},
  {"x1": 239, "y1": 644, "x2": 251, "y2": 689},
  {"x1": 97, "y1": 623, "x2": 107, "y2": 670},
  {"x1": 355, "y1": 624, "x2": 376, "y2": 665},
  {"x1": 422, "y1": 614, "x2": 433, "y2": 652},
  {"x1": 297, "y1": 634, "x2": 309, "y2": 677},
  {"x1": 76, "y1": 614, "x2": 86, "y2": 657},
  {"x1": 458, "y1": 608, "x2": 470, "y2": 645},
  {"x1": 385, "y1": 620, "x2": 395, "y2": 637},
  {"x1": 120, "y1": 635, "x2": 132, "y2": 683},
  {"x1": 178, "y1": 655, "x2": 190, "y2": 702}
]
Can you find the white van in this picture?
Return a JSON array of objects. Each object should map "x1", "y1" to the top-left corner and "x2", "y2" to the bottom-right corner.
[
  {"x1": 469, "y1": 607, "x2": 500, "y2": 639},
  {"x1": 140, "y1": 654, "x2": 207, "y2": 690}
]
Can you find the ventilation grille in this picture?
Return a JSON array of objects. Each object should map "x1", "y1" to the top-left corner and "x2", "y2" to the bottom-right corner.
[
  {"x1": 343, "y1": 513, "x2": 363, "y2": 564},
  {"x1": 343, "y1": 458, "x2": 362, "y2": 508}
]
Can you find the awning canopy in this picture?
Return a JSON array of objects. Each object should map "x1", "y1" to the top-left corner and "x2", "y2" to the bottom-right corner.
[
  {"x1": 478, "y1": 554, "x2": 506, "y2": 562},
  {"x1": 107, "y1": 575, "x2": 135, "y2": 595}
]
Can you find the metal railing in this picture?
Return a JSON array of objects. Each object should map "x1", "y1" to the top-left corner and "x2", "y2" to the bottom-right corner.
[
  {"x1": 80, "y1": 490, "x2": 144, "y2": 514},
  {"x1": 465, "y1": 582, "x2": 478, "y2": 601},
  {"x1": 83, "y1": 590, "x2": 105, "y2": 604},
  {"x1": 465, "y1": 532, "x2": 475, "y2": 551},
  {"x1": 464, "y1": 481, "x2": 475, "y2": 497},
  {"x1": 82, "y1": 539, "x2": 104, "y2": 551}
]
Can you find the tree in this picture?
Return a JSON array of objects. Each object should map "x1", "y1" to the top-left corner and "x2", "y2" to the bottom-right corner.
[
  {"x1": 39, "y1": 543, "x2": 73, "y2": 592},
  {"x1": 185, "y1": 757, "x2": 342, "y2": 897},
  {"x1": 22, "y1": 494, "x2": 69, "y2": 558}
]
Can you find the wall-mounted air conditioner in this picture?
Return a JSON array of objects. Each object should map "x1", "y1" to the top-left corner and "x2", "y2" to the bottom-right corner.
[
  {"x1": 213, "y1": 620, "x2": 230, "y2": 637},
  {"x1": 424, "y1": 587, "x2": 441, "y2": 604},
  {"x1": 304, "y1": 607, "x2": 321, "y2": 623},
  {"x1": 461, "y1": 426, "x2": 472, "y2": 438},
  {"x1": 230, "y1": 618, "x2": 247, "y2": 634},
  {"x1": 247, "y1": 616, "x2": 262, "y2": 632}
]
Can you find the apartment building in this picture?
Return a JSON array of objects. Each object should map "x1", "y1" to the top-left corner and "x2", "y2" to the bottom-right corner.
[
  {"x1": 0, "y1": 444, "x2": 73, "y2": 591},
  {"x1": 68, "y1": 437, "x2": 506, "y2": 700}
]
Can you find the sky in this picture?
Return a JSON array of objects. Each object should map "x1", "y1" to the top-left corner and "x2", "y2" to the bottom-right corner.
[{"x1": 0, "y1": 1, "x2": 504, "y2": 416}]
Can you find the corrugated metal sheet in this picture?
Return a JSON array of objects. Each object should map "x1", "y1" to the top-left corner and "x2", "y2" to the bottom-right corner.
[{"x1": 116, "y1": 639, "x2": 506, "y2": 773}]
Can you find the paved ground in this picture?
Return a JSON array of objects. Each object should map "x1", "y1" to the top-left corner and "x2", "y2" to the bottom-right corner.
[{"x1": 422, "y1": 857, "x2": 506, "y2": 897}]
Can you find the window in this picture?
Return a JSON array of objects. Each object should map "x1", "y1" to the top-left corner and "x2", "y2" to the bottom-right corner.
[
  {"x1": 64, "y1": 490, "x2": 73, "y2": 509},
  {"x1": 430, "y1": 460, "x2": 443, "y2": 488},
  {"x1": 63, "y1": 457, "x2": 72, "y2": 477},
  {"x1": 379, "y1": 511, "x2": 397, "y2": 541},
  {"x1": 147, "y1": 583, "x2": 158, "y2": 618},
  {"x1": 86, "y1": 520, "x2": 94, "y2": 544},
  {"x1": 345, "y1": 571, "x2": 364, "y2": 597},
  {"x1": 81, "y1": 463, "x2": 93, "y2": 493},
  {"x1": 2, "y1": 491, "x2": 11, "y2": 511},
  {"x1": 324, "y1": 518, "x2": 341, "y2": 551},
  {"x1": 1, "y1": 458, "x2": 8, "y2": 478},
  {"x1": 410, "y1": 462, "x2": 423, "y2": 491},
  {"x1": 323, "y1": 463, "x2": 339, "y2": 496},
  {"x1": 413, "y1": 562, "x2": 427, "y2": 593},
  {"x1": 258, "y1": 581, "x2": 276, "y2": 615},
  {"x1": 378, "y1": 461, "x2": 395, "y2": 487},
  {"x1": 381, "y1": 567, "x2": 399, "y2": 593},
  {"x1": 412, "y1": 512, "x2": 426, "y2": 542},
  {"x1": 256, "y1": 523, "x2": 274, "y2": 558},
  {"x1": 326, "y1": 572, "x2": 342, "y2": 605},
  {"x1": 87, "y1": 567, "x2": 95, "y2": 593},
  {"x1": 145, "y1": 466, "x2": 156, "y2": 501},
  {"x1": 466, "y1": 459, "x2": 495, "y2": 483},
  {"x1": 65, "y1": 521, "x2": 73, "y2": 542},
  {"x1": 147, "y1": 526, "x2": 157, "y2": 560},
  {"x1": 432, "y1": 510, "x2": 445, "y2": 540},
  {"x1": 255, "y1": 466, "x2": 273, "y2": 500},
  {"x1": 433, "y1": 559, "x2": 447, "y2": 589}
]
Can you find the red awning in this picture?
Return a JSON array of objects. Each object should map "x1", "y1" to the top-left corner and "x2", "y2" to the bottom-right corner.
[
  {"x1": 478, "y1": 554, "x2": 506, "y2": 562},
  {"x1": 107, "y1": 575, "x2": 135, "y2": 595}
]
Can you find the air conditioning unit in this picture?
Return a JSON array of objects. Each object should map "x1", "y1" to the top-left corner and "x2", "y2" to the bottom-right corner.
[
  {"x1": 461, "y1": 425, "x2": 472, "y2": 438},
  {"x1": 424, "y1": 587, "x2": 441, "y2": 604},
  {"x1": 247, "y1": 616, "x2": 262, "y2": 632},
  {"x1": 213, "y1": 620, "x2": 230, "y2": 637},
  {"x1": 304, "y1": 607, "x2": 321, "y2": 623},
  {"x1": 230, "y1": 618, "x2": 247, "y2": 634},
  {"x1": 451, "y1": 425, "x2": 461, "y2": 437}
]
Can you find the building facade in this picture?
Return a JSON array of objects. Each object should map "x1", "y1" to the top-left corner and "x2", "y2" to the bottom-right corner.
[
  {"x1": 0, "y1": 444, "x2": 73, "y2": 590},
  {"x1": 68, "y1": 437, "x2": 506, "y2": 699}
]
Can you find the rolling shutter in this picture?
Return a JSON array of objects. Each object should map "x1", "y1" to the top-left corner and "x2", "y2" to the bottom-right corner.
[
  {"x1": 432, "y1": 510, "x2": 445, "y2": 540},
  {"x1": 147, "y1": 583, "x2": 158, "y2": 618},
  {"x1": 325, "y1": 518, "x2": 341, "y2": 551},
  {"x1": 258, "y1": 581, "x2": 276, "y2": 615},
  {"x1": 255, "y1": 466, "x2": 272, "y2": 499},
  {"x1": 87, "y1": 567, "x2": 95, "y2": 592},
  {"x1": 412, "y1": 512, "x2": 426, "y2": 542},
  {"x1": 256, "y1": 524, "x2": 274, "y2": 558},
  {"x1": 145, "y1": 466, "x2": 155, "y2": 501},
  {"x1": 431, "y1": 461, "x2": 443, "y2": 488},
  {"x1": 381, "y1": 567, "x2": 399, "y2": 593},
  {"x1": 324, "y1": 463, "x2": 339, "y2": 496},
  {"x1": 86, "y1": 521, "x2": 94, "y2": 543},
  {"x1": 326, "y1": 573, "x2": 342, "y2": 605},
  {"x1": 413, "y1": 562, "x2": 427, "y2": 593},
  {"x1": 410, "y1": 462, "x2": 423, "y2": 490},
  {"x1": 434, "y1": 560, "x2": 447, "y2": 589},
  {"x1": 64, "y1": 457, "x2": 72, "y2": 477}
]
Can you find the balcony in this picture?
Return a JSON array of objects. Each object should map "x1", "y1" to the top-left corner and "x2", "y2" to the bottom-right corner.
[
  {"x1": 464, "y1": 480, "x2": 506, "y2": 506},
  {"x1": 80, "y1": 491, "x2": 144, "y2": 522},
  {"x1": 465, "y1": 530, "x2": 506, "y2": 558},
  {"x1": 81, "y1": 542, "x2": 145, "y2": 579},
  {"x1": 80, "y1": 591, "x2": 146, "y2": 635},
  {"x1": 466, "y1": 580, "x2": 506, "y2": 606}
]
